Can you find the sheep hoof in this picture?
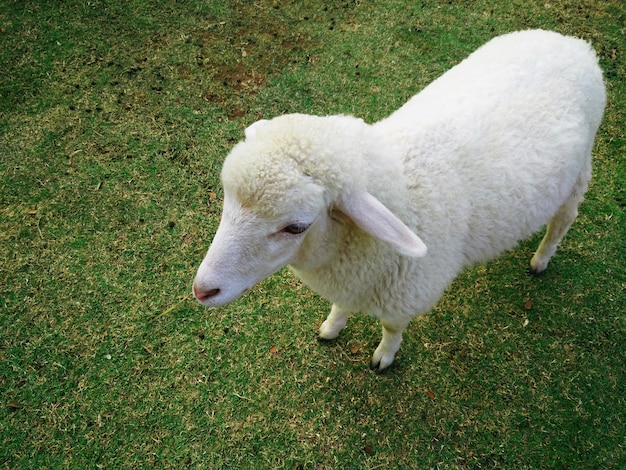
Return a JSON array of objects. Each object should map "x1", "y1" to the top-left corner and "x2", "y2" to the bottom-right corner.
[
  {"x1": 318, "y1": 318, "x2": 345, "y2": 340},
  {"x1": 370, "y1": 351, "x2": 395, "y2": 373},
  {"x1": 528, "y1": 265, "x2": 547, "y2": 276},
  {"x1": 529, "y1": 259, "x2": 548, "y2": 276},
  {"x1": 316, "y1": 335, "x2": 336, "y2": 343},
  {"x1": 529, "y1": 254, "x2": 550, "y2": 276},
  {"x1": 370, "y1": 359, "x2": 382, "y2": 373}
]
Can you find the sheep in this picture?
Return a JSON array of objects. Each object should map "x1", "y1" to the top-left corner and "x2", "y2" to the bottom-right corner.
[{"x1": 192, "y1": 30, "x2": 606, "y2": 372}]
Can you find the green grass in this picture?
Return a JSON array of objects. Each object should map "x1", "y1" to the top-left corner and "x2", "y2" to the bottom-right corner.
[{"x1": 1, "y1": 0, "x2": 624, "y2": 468}]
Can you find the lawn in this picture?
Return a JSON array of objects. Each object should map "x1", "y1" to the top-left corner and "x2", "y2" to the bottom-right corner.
[{"x1": 1, "y1": 0, "x2": 624, "y2": 468}]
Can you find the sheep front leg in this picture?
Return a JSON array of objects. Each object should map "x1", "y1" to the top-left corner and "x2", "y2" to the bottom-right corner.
[
  {"x1": 371, "y1": 321, "x2": 408, "y2": 372},
  {"x1": 318, "y1": 304, "x2": 349, "y2": 340}
]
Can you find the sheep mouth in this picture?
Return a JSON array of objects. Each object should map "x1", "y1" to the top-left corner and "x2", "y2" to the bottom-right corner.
[{"x1": 192, "y1": 285, "x2": 252, "y2": 307}]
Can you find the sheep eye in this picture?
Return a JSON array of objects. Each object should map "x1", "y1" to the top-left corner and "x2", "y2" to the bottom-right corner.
[{"x1": 282, "y1": 223, "x2": 310, "y2": 234}]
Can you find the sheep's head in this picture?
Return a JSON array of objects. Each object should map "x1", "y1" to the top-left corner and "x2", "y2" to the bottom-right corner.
[{"x1": 193, "y1": 114, "x2": 426, "y2": 307}]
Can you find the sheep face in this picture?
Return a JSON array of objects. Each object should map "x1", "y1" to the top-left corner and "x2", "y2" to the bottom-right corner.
[
  {"x1": 192, "y1": 167, "x2": 336, "y2": 307},
  {"x1": 192, "y1": 114, "x2": 428, "y2": 307}
]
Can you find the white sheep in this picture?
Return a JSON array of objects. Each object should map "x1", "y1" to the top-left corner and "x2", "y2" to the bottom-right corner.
[{"x1": 192, "y1": 30, "x2": 606, "y2": 372}]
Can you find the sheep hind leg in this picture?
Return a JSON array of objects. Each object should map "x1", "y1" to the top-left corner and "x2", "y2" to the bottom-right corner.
[
  {"x1": 318, "y1": 304, "x2": 350, "y2": 340},
  {"x1": 530, "y1": 172, "x2": 588, "y2": 275},
  {"x1": 371, "y1": 320, "x2": 408, "y2": 373}
]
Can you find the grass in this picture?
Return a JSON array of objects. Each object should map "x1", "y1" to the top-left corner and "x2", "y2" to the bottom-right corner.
[{"x1": 1, "y1": 0, "x2": 624, "y2": 468}]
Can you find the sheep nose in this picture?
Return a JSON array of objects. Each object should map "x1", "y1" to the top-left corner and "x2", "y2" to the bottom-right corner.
[{"x1": 193, "y1": 284, "x2": 220, "y2": 302}]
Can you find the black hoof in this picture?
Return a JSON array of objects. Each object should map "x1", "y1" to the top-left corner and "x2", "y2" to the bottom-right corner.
[
  {"x1": 370, "y1": 360, "x2": 393, "y2": 374},
  {"x1": 528, "y1": 266, "x2": 547, "y2": 276},
  {"x1": 316, "y1": 335, "x2": 336, "y2": 343}
]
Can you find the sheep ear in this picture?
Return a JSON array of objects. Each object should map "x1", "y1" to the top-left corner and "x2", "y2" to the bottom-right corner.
[
  {"x1": 244, "y1": 119, "x2": 269, "y2": 139},
  {"x1": 339, "y1": 192, "x2": 427, "y2": 257}
]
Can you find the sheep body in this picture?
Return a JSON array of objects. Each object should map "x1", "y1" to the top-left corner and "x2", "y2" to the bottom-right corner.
[{"x1": 193, "y1": 30, "x2": 605, "y2": 371}]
